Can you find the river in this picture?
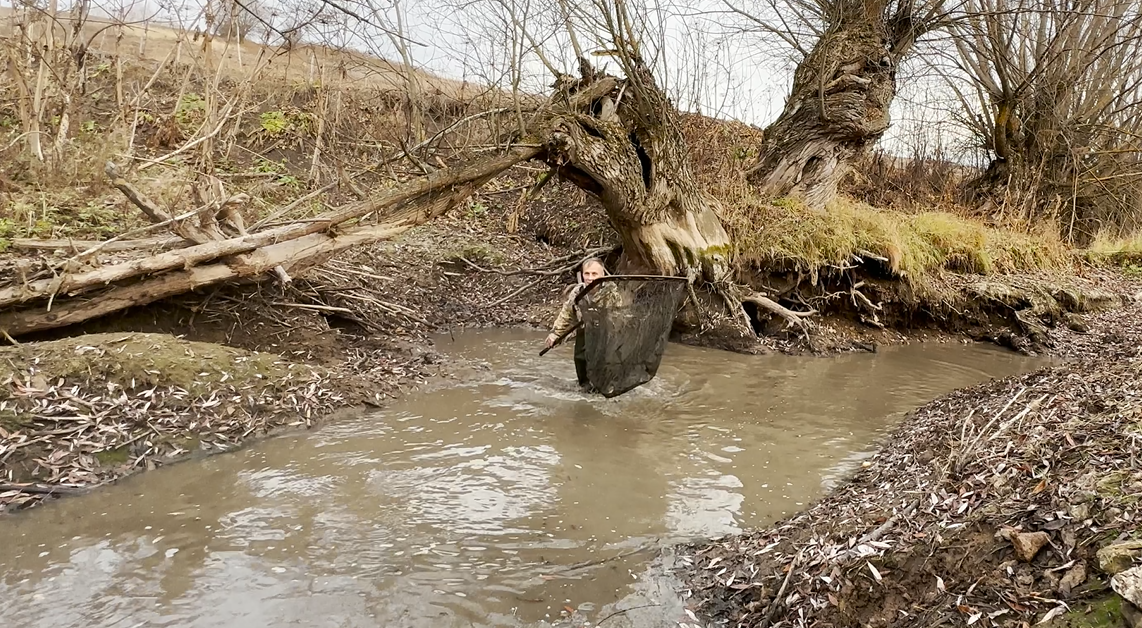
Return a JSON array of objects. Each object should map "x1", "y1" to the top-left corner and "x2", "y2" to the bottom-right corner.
[{"x1": 0, "y1": 329, "x2": 1047, "y2": 628}]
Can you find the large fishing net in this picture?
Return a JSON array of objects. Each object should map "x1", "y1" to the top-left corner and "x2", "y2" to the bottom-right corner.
[{"x1": 576, "y1": 275, "x2": 689, "y2": 398}]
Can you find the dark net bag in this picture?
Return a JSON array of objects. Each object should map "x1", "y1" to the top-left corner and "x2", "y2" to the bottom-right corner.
[{"x1": 576, "y1": 275, "x2": 689, "y2": 398}]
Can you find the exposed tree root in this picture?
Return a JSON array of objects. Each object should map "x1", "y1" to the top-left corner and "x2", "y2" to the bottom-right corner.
[{"x1": 742, "y1": 293, "x2": 817, "y2": 333}]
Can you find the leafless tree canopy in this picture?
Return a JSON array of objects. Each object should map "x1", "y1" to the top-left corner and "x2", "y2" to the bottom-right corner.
[{"x1": 938, "y1": 0, "x2": 1142, "y2": 240}]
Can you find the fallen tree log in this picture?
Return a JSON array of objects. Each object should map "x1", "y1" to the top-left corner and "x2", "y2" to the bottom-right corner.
[
  {"x1": 10, "y1": 236, "x2": 184, "y2": 253},
  {"x1": 0, "y1": 175, "x2": 492, "y2": 337},
  {"x1": 0, "y1": 146, "x2": 542, "y2": 310},
  {"x1": 0, "y1": 77, "x2": 619, "y2": 339}
]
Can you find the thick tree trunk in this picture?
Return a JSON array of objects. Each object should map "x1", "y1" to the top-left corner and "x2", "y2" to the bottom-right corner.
[
  {"x1": 545, "y1": 61, "x2": 731, "y2": 280},
  {"x1": 747, "y1": 2, "x2": 918, "y2": 209}
]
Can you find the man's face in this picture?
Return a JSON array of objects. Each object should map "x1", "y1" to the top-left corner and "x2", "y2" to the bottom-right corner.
[{"x1": 581, "y1": 263, "x2": 605, "y2": 284}]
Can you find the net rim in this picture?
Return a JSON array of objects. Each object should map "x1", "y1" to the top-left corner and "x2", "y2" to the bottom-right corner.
[{"x1": 574, "y1": 274, "x2": 689, "y2": 306}]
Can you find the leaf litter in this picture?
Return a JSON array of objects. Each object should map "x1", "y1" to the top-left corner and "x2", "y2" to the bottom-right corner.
[
  {"x1": 678, "y1": 285, "x2": 1142, "y2": 627},
  {"x1": 0, "y1": 332, "x2": 406, "y2": 513}
]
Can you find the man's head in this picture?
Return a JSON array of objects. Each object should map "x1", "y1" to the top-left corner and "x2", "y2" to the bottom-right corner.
[{"x1": 580, "y1": 258, "x2": 607, "y2": 284}]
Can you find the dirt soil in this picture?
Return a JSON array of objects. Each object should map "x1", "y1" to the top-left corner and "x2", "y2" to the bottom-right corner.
[{"x1": 677, "y1": 288, "x2": 1142, "y2": 627}]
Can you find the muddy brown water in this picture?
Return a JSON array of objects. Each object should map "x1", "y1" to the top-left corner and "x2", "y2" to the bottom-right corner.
[{"x1": 0, "y1": 329, "x2": 1048, "y2": 628}]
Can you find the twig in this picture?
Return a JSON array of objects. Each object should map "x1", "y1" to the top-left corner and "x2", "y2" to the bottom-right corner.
[
  {"x1": 269, "y1": 302, "x2": 352, "y2": 314},
  {"x1": 326, "y1": 265, "x2": 393, "y2": 283},
  {"x1": 487, "y1": 277, "x2": 547, "y2": 308},
  {"x1": 0, "y1": 483, "x2": 88, "y2": 496},
  {"x1": 565, "y1": 542, "x2": 657, "y2": 572},
  {"x1": 858, "y1": 498, "x2": 921, "y2": 545},
  {"x1": 373, "y1": 107, "x2": 514, "y2": 169},
  {"x1": 248, "y1": 182, "x2": 337, "y2": 231},
  {"x1": 760, "y1": 549, "x2": 804, "y2": 628},
  {"x1": 58, "y1": 203, "x2": 210, "y2": 265},
  {"x1": 335, "y1": 292, "x2": 432, "y2": 326},
  {"x1": 595, "y1": 603, "x2": 660, "y2": 626},
  {"x1": 133, "y1": 98, "x2": 246, "y2": 172},
  {"x1": 954, "y1": 387, "x2": 1028, "y2": 473},
  {"x1": 986, "y1": 394, "x2": 1048, "y2": 442},
  {"x1": 369, "y1": 298, "x2": 432, "y2": 326}
]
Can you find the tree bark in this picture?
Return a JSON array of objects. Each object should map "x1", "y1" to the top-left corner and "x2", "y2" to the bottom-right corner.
[
  {"x1": 545, "y1": 60, "x2": 731, "y2": 280},
  {"x1": 746, "y1": 1, "x2": 921, "y2": 209}
]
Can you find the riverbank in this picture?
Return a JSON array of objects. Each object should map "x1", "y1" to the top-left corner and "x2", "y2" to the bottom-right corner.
[
  {"x1": 678, "y1": 283, "x2": 1142, "y2": 627},
  {"x1": 3, "y1": 199, "x2": 1141, "y2": 514},
  {"x1": 0, "y1": 332, "x2": 437, "y2": 512}
]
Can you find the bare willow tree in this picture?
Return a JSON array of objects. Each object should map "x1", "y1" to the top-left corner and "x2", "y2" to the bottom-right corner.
[
  {"x1": 940, "y1": 0, "x2": 1142, "y2": 241},
  {"x1": 540, "y1": 2, "x2": 735, "y2": 281},
  {"x1": 724, "y1": 0, "x2": 949, "y2": 208}
]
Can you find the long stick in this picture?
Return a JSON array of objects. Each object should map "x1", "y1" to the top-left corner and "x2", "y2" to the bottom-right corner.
[{"x1": 538, "y1": 321, "x2": 582, "y2": 356}]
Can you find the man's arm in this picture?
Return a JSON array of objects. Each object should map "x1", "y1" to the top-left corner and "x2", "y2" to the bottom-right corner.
[{"x1": 546, "y1": 286, "x2": 582, "y2": 346}]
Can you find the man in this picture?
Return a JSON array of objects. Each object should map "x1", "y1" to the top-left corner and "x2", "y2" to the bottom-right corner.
[{"x1": 545, "y1": 258, "x2": 610, "y2": 389}]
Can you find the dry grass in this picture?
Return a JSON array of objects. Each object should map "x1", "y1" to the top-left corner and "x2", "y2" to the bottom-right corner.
[
  {"x1": 1086, "y1": 231, "x2": 1142, "y2": 265},
  {"x1": 725, "y1": 195, "x2": 1072, "y2": 279},
  {"x1": 0, "y1": 10, "x2": 515, "y2": 252},
  {"x1": 678, "y1": 111, "x2": 1086, "y2": 282},
  {"x1": 0, "y1": 6, "x2": 488, "y2": 101}
]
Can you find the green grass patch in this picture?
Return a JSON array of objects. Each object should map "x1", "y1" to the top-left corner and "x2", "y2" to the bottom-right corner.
[
  {"x1": 0, "y1": 195, "x2": 147, "y2": 243},
  {"x1": 1096, "y1": 469, "x2": 1142, "y2": 505},
  {"x1": 1052, "y1": 593, "x2": 1124, "y2": 628},
  {"x1": 726, "y1": 195, "x2": 1070, "y2": 279}
]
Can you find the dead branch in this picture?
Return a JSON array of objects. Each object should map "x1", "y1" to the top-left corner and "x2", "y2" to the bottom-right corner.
[
  {"x1": 759, "y1": 549, "x2": 804, "y2": 628},
  {"x1": 10, "y1": 236, "x2": 183, "y2": 253},
  {"x1": 850, "y1": 282, "x2": 884, "y2": 328},
  {"x1": 743, "y1": 293, "x2": 817, "y2": 331}
]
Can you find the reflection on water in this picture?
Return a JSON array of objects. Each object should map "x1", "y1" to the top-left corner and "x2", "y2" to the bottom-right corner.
[{"x1": 0, "y1": 330, "x2": 1047, "y2": 628}]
